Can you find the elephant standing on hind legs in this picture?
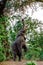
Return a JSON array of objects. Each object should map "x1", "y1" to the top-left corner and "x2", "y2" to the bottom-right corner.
[{"x1": 12, "y1": 26, "x2": 27, "y2": 61}]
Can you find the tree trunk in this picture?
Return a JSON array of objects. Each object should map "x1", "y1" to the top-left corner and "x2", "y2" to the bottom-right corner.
[{"x1": 0, "y1": 0, "x2": 7, "y2": 16}]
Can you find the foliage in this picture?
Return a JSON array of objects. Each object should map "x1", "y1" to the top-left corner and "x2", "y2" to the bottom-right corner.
[
  {"x1": 4, "y1": 0, "x2": 43, "y2": 15},
  {"x1": 0, "y1": 52, "x2": 6, "y2": 62},
  {"x1": 0, "y1": 15, "x2": 43, "y2": 61},
  {"x1": 26, "y1": 61, "x2": 36, "y2": 65},
  {"x1": 0, "y1": 0, "x2": 43, "y2": 62},
  {"x1": 0, "y1": 16, "x2": 10, "y2": 61},
  {"x1": 9, "y1": 17, "x2": 43, "y2": 61},
  {"x1": 23, "y1": 18, "x2": 43, "y2": 60}
]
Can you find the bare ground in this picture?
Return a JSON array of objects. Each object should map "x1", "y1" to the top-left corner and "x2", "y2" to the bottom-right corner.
[{"x1": 0, "y1": 60, "x2": 43, "y2": 65}]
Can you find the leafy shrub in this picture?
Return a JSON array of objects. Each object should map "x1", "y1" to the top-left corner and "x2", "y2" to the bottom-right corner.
[
  {"x1": 26, "y1": 61, "x2": 37, "y2": 65},
  {"x1": 0, "y1": 52, "x2": 6, "y2": 62}
]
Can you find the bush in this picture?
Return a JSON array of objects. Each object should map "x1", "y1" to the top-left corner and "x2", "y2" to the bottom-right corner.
[
  {"x1": 0, "y1": 52, "x2": 6, "y2": 62},
  {"x1": 26, "y1": 61, "x2": 37, "y2": 65}
]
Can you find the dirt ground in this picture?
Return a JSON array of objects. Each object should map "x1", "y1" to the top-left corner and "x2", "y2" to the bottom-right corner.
[{"x1": 0, "y1": 60, "x2": 43, "y2": 65}]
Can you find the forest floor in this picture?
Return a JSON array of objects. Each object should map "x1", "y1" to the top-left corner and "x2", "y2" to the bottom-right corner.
[{"x1": 0, "y1": 60, "x2": 43, "y2": 65}]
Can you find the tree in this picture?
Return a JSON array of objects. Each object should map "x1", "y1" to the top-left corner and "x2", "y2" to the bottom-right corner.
[
  {"x1": 0, "y1": 16, "x2": 10, "y2": 61},
  {"x1": 0, "y1": 0, "x2": 7, "y2": 16},
  {"x1": 0, "y1": 0, "x2": 43, "y2": 61}
]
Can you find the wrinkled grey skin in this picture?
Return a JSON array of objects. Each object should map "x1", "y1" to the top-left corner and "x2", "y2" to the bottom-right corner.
[{"x1": 12, "y1": 29, "x2": 27, "y2": 61}]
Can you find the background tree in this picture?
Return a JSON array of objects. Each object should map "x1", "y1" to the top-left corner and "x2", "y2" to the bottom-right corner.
[{"x1": 0, "y1": 0, "x2": 43, "y2": 61}]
